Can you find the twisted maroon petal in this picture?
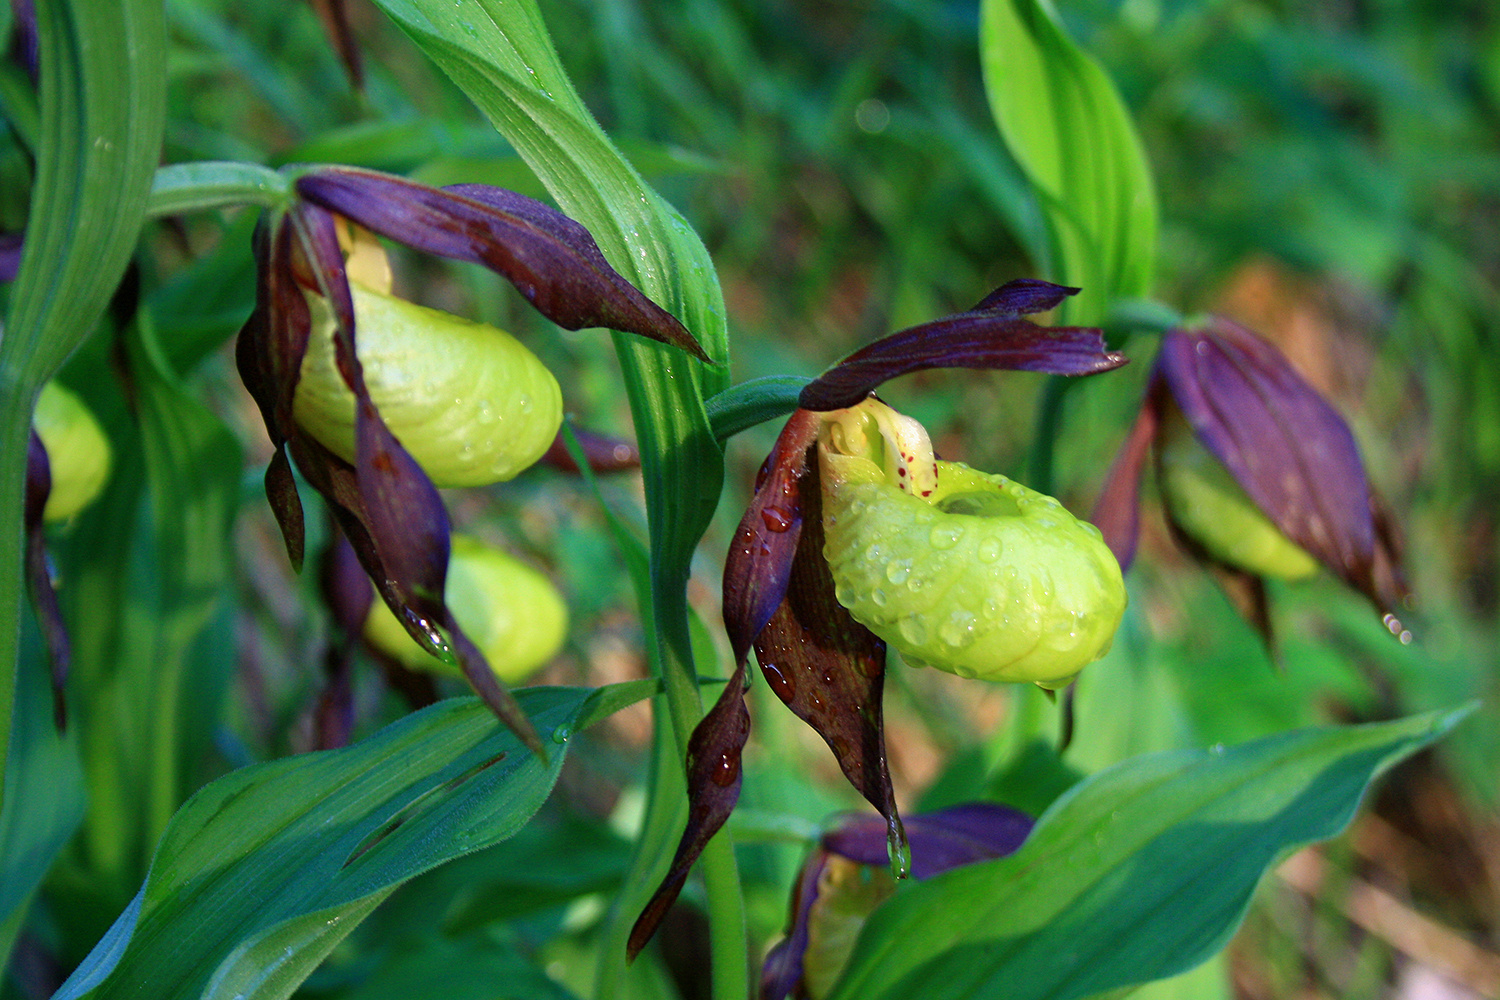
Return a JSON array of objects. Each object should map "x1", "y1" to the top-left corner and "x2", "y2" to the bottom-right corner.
[
  {"x1": 799, "y1": 279, "x2": 1124, "y2": 411},
  {"x1": 294, "y1": 168, "x2": 708, "y2": 360}
]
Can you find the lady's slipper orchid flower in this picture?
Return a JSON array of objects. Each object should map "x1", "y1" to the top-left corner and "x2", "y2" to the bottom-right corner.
[
  {"x1": 1091, "y1": 317, "x2": 1410, "y2": 648},
  {"x1": 629, "y1": 279, "x2": 1126, "y2": 956},
  {"x1": 762, "y1": 803, "x2": 1034, "y2": 1000},
  {"x1": 236, "y1": 166, "x2": 706, "y2": 753}
]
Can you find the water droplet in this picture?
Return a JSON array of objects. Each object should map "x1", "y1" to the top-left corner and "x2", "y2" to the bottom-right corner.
[
  {"x1": 885, "y1": 560, "x2": 911, "y2": 584},
  {"x1": 939, "y1": 611, "x2": 976, "y2": 649},
  {"x1": 518, "y1": 394, "x2": 534, "y2": 414},
  {"x1": 977, "y1": 535, "x2": 1004, "y2": 562},
  {"x1": 907, "y1": 575, "x2": 926, "y2": 593},
  {"x1": 1209, "y1": 743, "x2": 1225, "y2": 756},
  {"x1": 887, "y1": 829, "x2": 912, "y2": 879},
  {"x1": 899, "y1": 616, "x2": 929, "y2": 648},
  {"x1": 929, "y1": 524, "x2": 963, "y2": 550},
  {"x1": 872, "y1": 588, "x2": 889, "y2": 607},
  {"x1": 710, "y1": 753, "x2": 739, "y2": 786},
  {"x1": 762, "y1": 662, "x2": 795, "y2": 701},
  {"x1": 551, "y1": 724, "x2": 572, "y2": 744},
  {"x1": 761, "y1": 505, "x2": 793, "y2": 533}
]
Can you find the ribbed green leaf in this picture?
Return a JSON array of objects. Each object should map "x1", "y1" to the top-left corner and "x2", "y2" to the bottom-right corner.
[
  {"x1": 0, "y1": 0, "x2": 166, "y2": 806},
  {"x1": 979, "y1": 0, "x2": 1157, "y2": 325},
  {"x1": 827, "y1": 706, "x2": 1471, "y2": 1000},
  {"x1": 363, "y1": 5, "x2": 743, "y2": 994},
  {"x1": 53, "y1": 682, "x2": 654, "y2": 1000},
  {"x1": 0, "y1": 625, "x2": 85, "y2": 971}
]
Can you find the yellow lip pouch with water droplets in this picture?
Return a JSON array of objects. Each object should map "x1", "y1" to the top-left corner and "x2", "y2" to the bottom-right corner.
[
  {"x1": 293, "y1": 282, "x2": 563, "y2": 488},
  {"x1": 818, "y1": 399, "x2": 1125, "y2": 688}
]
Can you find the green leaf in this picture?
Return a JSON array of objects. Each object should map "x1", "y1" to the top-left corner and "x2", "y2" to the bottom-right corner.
[
  {"x1": 324, "y1": 936, "x2": 582, "y2": 1000},
  {"x1": 827, "y1": 706, "x2": 1472, "y2": 1000},
  {"x1": 54, "y1": 682, "x2": 654, "y2": 1000},
  {"x1": 0, "y1": 622, "x2": 85, "y2": 970},
  {"x1": 979, "y1": 0, "x2": 1157, "y2": 325},
  {"x1": 0, "y1": 0, "x2": 166, "y2": 808},
  {"x1": 363, "y1": 6, "x2": 745, "y2": 994},
  {"x1": 43, "y1": 314, "x2": 243, "y2": 903}
]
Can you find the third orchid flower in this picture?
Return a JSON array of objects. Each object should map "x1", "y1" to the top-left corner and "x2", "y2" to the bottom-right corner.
[{"x1": 1092, "y1": 316, "x2": 1411, "y2": 649}]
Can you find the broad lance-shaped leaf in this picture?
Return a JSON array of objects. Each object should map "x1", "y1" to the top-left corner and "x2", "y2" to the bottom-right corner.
[
  {"x1": 979, "y1": 0, "x2": 1157, "y2": 325},
  {"x1": 825, "y1": 706, "x2": 1471, "y2": 1000},
  {"x1": 54, "y1": 683, "x2": 655, "y2": 1000},
  {"x1": 294, "y1": 169, "x2": 707, "y2": 360},
  {"x1": 799, "y1": 280, "x2": 1124, "y2": 411}
]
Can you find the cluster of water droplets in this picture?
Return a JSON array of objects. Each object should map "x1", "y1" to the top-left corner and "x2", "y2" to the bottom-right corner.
[{"x1": 822, "y1": 462, "x2": 1126, "y2": 686}]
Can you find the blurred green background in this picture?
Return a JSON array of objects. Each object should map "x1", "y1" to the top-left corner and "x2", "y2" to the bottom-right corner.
[{"x1": 6, "y1": 0, "x2": 1498, "y2": 997}]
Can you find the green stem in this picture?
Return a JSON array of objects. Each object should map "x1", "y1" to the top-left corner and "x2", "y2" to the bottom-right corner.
[
  {"x1": 1027, "y1": 375, "x2": 1070, "y2": 497},
  {"x1": 0, "y1": 387, "x2": 37, "y2": 810},
  {"x1": 145, "y1": 161, "x2": 292, "y2": 218},
  {"x1": 705, "y1": 375, "x2": 810, "y2": 442}
]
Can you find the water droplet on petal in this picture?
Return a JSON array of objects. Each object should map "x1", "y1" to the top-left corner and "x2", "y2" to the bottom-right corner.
[
  {"x1": 977, "y1": 535, "x2": 1004, "y2": 563},
  {"x1": 899, "y1": 616, "x2": 928, "y2": 648},
  {"x1": 710, "y1": 753, "x2": 739, "y2": 786},
  {"x1": 929, "y1": 524, "x2": 963, "y2": 550},
  {"x1": 761, "y1": 505, "x2": 793, "y2": 532},
  {"x1": 763, "y1": 662, "x2": 795, "y2": 701},
  {"x1": 939, "y1": 611, "x2": 976, "y2": 650},
  {"x1": 885, "y1": 560, "x2": 911, "y2": 584}
]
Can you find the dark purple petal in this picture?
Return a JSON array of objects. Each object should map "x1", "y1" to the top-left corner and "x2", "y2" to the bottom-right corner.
[
  {"x1": 820, "y1": 803, "x2": 1033, "y2": 877},
  {"x1": 629, "y1": 658, "x2": 751, "y2": 961},
  {"x1": 314, "y1": 529, "x2": 371, "y2": 749},
  {"x1": 1091, "y1": 376, "x2": 1165, "y2": 571},
  {"x1": 294, "y1": 169, "x2": 708, "y2": 361},
  {"x1": 798, "y1": 285, "x2": 1125, "y2": 411},
  {"x1": 968, "y1": 278, "x2": 1081, "y2": 317},
  {"x1": 760, "y1": 848, "x2": 826, "y2": 1000},
  {"x1": 24, "y1": 430, "x2": 67, "y2": 729},
  {"x1": 538, "y1": 425, "x2": 641, "y2": 474},
  {"x1": 754, "y1": 444, "x2": 904, "y2": 865},
  {"x1": 1158, "y1": 320, "x2": 1404, "y2": 618},
  {"x1": 263, "y1": 447, "x2": 306, "y2": 572},
  {"x1": 0, "y1": 229, "x2": 22, "y2": 283},
  {"x1": 722, "y1": 410, "x2": 820, "y2": 662},
  {"x1": 306, "y1": 0, "x2": 363, "y2": 89},
  {"x1": 8, "y1": 0, "x2": 37, "y2": 84}
]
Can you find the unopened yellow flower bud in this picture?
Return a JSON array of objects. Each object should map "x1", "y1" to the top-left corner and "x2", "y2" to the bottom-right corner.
[{"x1": 362, "y1": 534, "x2": 567, "y2": 684}]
